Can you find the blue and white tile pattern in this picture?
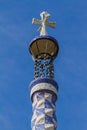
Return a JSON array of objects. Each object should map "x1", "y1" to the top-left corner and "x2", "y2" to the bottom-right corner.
[{"x1": 31, "y1": 92, "x2": 57, "y2": 130}]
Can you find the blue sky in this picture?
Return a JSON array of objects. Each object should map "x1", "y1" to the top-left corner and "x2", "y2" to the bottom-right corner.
[{"x1": 0, "y1": 0, "x2": 87, "y2": 130}]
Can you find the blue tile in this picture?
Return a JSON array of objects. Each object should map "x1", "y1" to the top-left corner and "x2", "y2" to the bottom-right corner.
[
  {"x1": 45, "y1": 115, "x2": 54, "y2": 124},
  {"x1": 45, "y1": 99, "x2": 53, "y2": 109}
]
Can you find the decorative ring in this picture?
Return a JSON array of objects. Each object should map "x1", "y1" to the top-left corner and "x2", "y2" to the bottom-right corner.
[{"x1": 30, "y1": 82, "x2": 58, "y2": 101}]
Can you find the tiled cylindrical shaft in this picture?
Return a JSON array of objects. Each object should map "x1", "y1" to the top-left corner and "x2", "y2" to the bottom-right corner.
[
  {"x1": 30, "y1": 78, "x2": 58, "y2": 130},
  {"x1": 31, "y1": 92, "x2": 57, "y2": 130}
]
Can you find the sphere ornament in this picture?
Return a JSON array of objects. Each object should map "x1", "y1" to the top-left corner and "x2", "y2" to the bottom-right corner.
[
  {"x1": 29, "y1": 35, "x2": 59, "y2": 79},
  {"x1": 29, "y1": 35, "x2": 59, "y2": 60}
]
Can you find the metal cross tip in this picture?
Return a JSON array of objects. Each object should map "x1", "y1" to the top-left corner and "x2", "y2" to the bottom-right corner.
[{"x1": 32, "y1": 11, "x2": 56, "y2": 36}]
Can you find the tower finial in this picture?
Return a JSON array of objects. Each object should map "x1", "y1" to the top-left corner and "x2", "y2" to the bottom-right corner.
[
  {"x1": 32, "y1": 11, "x2": 56, "y2": 36},
  {"x1": 29, "y1": 11, "x2": 59, "y2": 130}
]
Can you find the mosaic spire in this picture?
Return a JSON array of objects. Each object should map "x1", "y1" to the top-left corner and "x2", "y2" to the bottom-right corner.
[{"x1": 29, "y1": 11, "x2": 59, "y2": 130}]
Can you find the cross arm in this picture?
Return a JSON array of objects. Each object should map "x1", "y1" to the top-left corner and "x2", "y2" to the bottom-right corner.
[
  {"x1": 46, "y1": 22, "x2": 56, "y2": 28},
  {"x1": 32, "y1": 18, "x2": 42, "y2": 25}
]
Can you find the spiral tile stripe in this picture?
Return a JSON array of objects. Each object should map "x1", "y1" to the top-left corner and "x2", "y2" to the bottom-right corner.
[{"x1": 31, "y1": 92, "x2": 57, "y2": 130}]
